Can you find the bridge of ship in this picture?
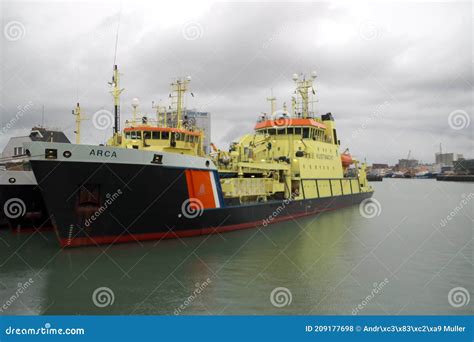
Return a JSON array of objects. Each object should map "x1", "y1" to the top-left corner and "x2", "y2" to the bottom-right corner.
[
  {"x1": 254, "y1": 118, "x2": 331, "y2": 143},
  {"x1": 123, "y1": 126, "x2": 201, "y2": 144}
]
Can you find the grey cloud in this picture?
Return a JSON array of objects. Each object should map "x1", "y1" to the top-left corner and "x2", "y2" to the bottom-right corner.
[{"x1": 0, "y1": 1, "x2": 472, "y2": 164}]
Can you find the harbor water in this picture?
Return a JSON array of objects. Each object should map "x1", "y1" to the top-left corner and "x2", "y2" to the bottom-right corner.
[{"x1": 0, "y1": 179, "x2": 472, "y2": 315}]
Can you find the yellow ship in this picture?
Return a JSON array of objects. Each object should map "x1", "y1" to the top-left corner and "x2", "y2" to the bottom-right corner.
[
  {"x1": 209, "y1": 72, "x2": 372, "y2": 206},
  {"x1": 25, "y1": 66, "x2": 374, "y2": 247}
]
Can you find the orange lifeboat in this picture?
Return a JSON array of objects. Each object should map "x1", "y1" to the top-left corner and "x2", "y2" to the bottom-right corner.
[{"x1": 341, "y1": 153, "x2": 353, "y2": 168}]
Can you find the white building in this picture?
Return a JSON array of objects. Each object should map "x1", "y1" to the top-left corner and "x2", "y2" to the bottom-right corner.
[
  {"x1": 1, "y1": 127, "x2": 70, "y2": 160},
  {"x1": 163, "y1": 110, "x2": 211, "y2": 154},
  {"x1": 185, "y1": 110, "x2": 211, "y2": 154},
  {"x1": 435, "y1": 152, "x2": 464, "y2": 166}
]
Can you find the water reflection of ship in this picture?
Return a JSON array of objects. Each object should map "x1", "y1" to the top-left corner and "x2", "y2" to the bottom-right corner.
[
  {"x1": 0, "y1": 231, "x2": 54, "y2": 314},
  {"x1": 40, "y1": 240, "x2": 216, "y2": 315},
  {"x1": 38, "y1": 210, "x2": 356, "y2": 314}
]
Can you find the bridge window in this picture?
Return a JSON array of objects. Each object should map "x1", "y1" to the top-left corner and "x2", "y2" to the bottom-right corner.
[
  {"x1": 268, "y1": 128, "x2": 276, "y2": 135},
  {"x1": 277, "y1": 128, "x2": 285, "y2": 135},
  {"x1": 302, "y1": 128, "x2": 310, "y2": 139},
  {"x1": 152, "y1": 131, "x2": 160, "y2": 139},
  {"x1": 125, "y1": 132, "x2": 131, "y2": 139},
  {"x1": 162, "y1": 132, "x2": 169, "y2": 140},
  {"x1": 295, "y1": 128, "x2": 301, "y2": 135},
  {"x1": 130, "y1": 131, "x2": 142, "y2": 140},
  {"x1": 143, "y1": 131, "x2": 151, "y2": 139}
]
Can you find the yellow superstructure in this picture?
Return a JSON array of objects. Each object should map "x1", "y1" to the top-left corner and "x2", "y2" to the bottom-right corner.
[
  {"x1": 211, "y1": 72, "x2": 373, "y2": 203},
  {"x1": 106, "y1": 67, "x2": 205, "y2": 156},
  {"x1": 102, "y1": 66, "x2": 372, "y2": 203}
]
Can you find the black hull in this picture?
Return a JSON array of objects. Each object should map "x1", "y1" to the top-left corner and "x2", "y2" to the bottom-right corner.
[
  {"x1": 30, "y1": 160, "x2": 373, "y2": 247},
  {"x1": 0, "y1": 184, "x2": 52, "y2": 232}
]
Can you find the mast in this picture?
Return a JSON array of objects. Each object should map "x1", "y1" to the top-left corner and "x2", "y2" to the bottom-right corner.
[
  {"x1": 110, "y1": 65, "x2": 124, "y2": 135},
  {"x1": 131, "y1": 98, "x2": 139, "y2": 124},
  {"x1": 291, "y1": 96, "x2": 296, "y2": 116},
  {"x1": 170, "y1": 76, "x2": 191, "y2": 129},
  {"x1": 267, "y1": 89, "x2": 276, "y2": 116},
  {"x1": 152, "y1": 101, "x2": 167, "y2": 128},
  {"x1": 163, "y1": 105, "x2": 167, "y2": 128},
  {"x1": 72, "y1": 102, "x2": 87, "y2": 144},
  {"x1": 292, "y1": 71, "x2": 317, "y2": 118}
]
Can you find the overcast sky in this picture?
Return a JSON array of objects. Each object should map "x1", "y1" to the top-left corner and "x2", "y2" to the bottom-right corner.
[{"x1": 1, "y1": 0, "x2": 472, "y2": 164}]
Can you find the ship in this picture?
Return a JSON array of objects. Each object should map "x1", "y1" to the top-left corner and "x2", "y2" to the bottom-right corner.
[
  {"x1": 25, "y1": 66, "x2": 374, "y2": 247},
  {"x1": 391, "y1": 171, "x2": 405, "y2": 178},
  {"x1": 367, "y1": 173, "x2": 383, "y2": 182},
  {"x1": 0, "y1": 127, "x2": 71, "y2": 232}
]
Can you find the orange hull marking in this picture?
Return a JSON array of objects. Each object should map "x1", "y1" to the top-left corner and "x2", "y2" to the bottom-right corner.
[{"x1": 184, "y1": 170, "x2": 216, "y2": 209}]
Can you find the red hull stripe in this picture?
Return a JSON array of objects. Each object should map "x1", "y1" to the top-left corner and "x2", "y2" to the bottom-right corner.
[{"x1": 59, "y1": 203, "x2": 352, "y2": 247}]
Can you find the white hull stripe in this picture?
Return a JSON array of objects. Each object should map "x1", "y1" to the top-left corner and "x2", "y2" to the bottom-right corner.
[
  {"x1": 209, "y1": 171, "x2": 221, "y2": 208},
  {"x1": 24, "y1": 142, "x2": 217, "y2": 171}
]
